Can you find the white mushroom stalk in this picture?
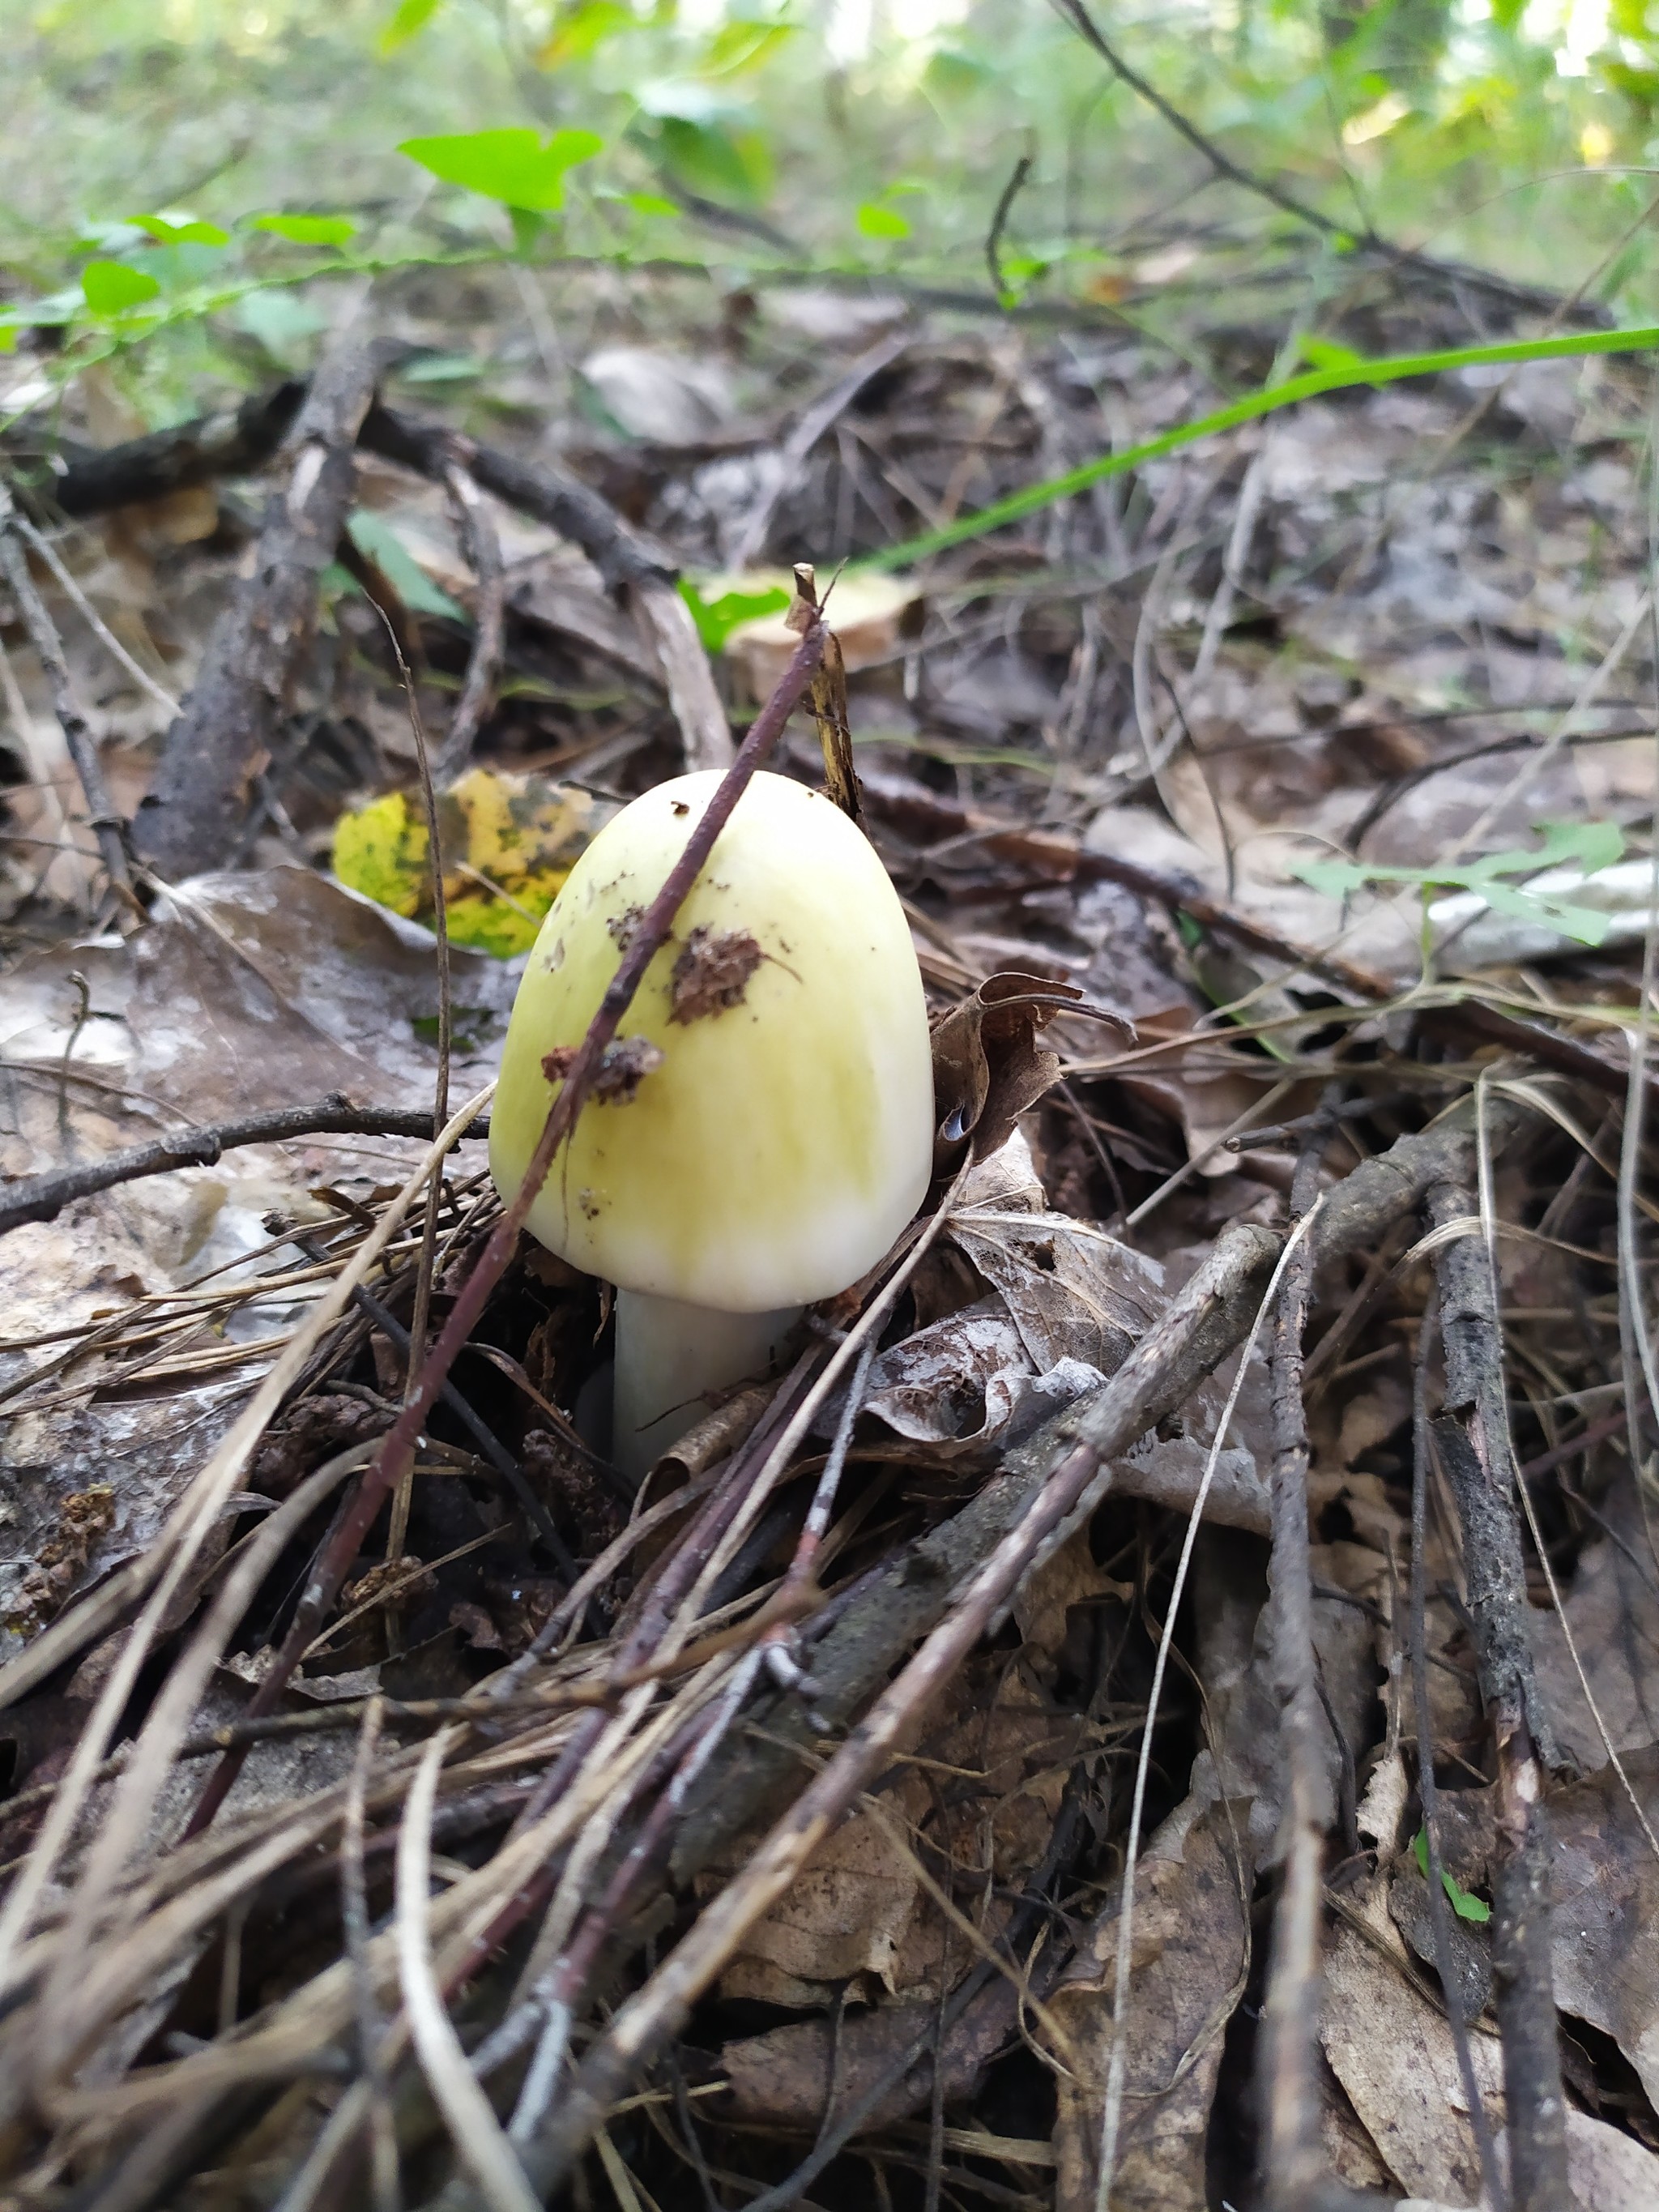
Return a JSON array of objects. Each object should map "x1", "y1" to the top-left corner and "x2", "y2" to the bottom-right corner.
[{"x1": 489, "y1": 769, "x2": 936, "y2": 1481}]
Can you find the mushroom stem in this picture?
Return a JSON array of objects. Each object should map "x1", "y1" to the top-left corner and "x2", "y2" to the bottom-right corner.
[{"x1": 612, "y1": 1289, "x2": 800, "y2": 1484}]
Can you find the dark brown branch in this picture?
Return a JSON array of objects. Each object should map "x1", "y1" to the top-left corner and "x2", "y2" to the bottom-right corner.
[
  {"x1": 0, "y1": 493, "x2": 135, "y2": 909},
  {"x1": 1427, "y1": 1179, "x2": 1567, "y2": 2212},
  {"x1": 21, "y1": 382, "x2": 676, "y2": 595},
  {"x1": 178, "y1": 620, "x2": 828, "y2": 1840},
  {"x1": 361, "y1": 401, "x2": 728, "y2": 768},
  {"x1": 134, "y1": 331, "x2": 380, "y2": 878},
  {"x1": 0, "y1": 1095, "x2": 488, "y2": 1238},
  {"x1": 27, "y1": 382, "x2": 305, "y2": 519},
  {"x1": 985, "y1": 149, "x2": 1034, "y2": 303},
  {"x1": 357, "y1": 399, "x2": 673, "y2": 592}
]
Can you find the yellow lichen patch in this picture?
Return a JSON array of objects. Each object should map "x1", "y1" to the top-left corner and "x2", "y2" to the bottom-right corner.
[{"x1": 332, "y1": 769, "x2": 618, "y2": 957}]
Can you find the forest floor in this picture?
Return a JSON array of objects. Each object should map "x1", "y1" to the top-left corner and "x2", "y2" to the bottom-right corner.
[{"x1": 0, "y1": 249, "x2": 1657, "y2": 2212}]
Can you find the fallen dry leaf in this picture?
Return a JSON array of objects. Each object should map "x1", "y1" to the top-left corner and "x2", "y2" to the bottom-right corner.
[
  {"x1": 1548, "y1": 1747, "x2": 1659, "y2": 2112},
  {"x1": 132, "y1": 865, "x2": 515, "y2": 1117},
  {"x1": 1530, "y1": 1473, "x2": 1659, "y2": 1772},
  {"x1": 1050, "y1": 1796, "x2": 1251, "y2": 2212},
  {"x1": 1321, "y1": 1879, "x2": 1659, "y2": 2210},
  {"x1": 1321, "y1": 1891, "x2": 1501, "y2": 2206},
  {"x1": 709, "y1": 1665, "x2": 1081, "y2": 2011}
]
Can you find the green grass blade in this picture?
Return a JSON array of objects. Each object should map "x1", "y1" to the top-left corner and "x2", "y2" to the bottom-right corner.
[{"x1": 853, "y1": 325, "x2": 1659, "y2": 572}]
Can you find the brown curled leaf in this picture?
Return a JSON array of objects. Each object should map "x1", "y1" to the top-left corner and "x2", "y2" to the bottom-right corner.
[
  {"x1": 930, "y1": 971, "x2": 1135, "y2": 1170},
  {"x1": 668, "y1": 926, "x2": 766, "y2": 1023}
]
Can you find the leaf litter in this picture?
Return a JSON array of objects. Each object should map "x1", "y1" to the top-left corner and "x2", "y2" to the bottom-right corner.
[{"x1": 0, "y1": 254, "x2": 1657, "y2": 2212}]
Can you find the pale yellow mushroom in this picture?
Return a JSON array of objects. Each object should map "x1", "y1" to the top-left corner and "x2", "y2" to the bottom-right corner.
[{"x1": 489, "y1": 769, "x2": 934, "y2": 1480}]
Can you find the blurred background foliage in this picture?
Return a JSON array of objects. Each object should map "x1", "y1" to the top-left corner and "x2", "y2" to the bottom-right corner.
[{"x1": 2, "y1": 0, "x2": 1657, "y2": 425}]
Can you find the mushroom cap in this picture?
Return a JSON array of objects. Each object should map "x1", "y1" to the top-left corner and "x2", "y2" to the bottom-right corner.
[{"x1": 488, "y1": 770, "x2": 935, "y2": 1313}]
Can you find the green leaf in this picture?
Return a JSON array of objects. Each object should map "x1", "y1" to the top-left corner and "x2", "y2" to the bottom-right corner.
[
  {"x1": 250, "y1": 212, "x2": 358, "y2": 247},
  {"x1": 1602, "y1": 59, "x2": 1659, "y2": 109},
  {"x1": 398, "y1": 127, "x2": 603, "y2": 211},
  {"x1": 1536, "y1": 817, "x2": 1626, "y2": 873},
  {"x1": 379, "y1": 0, "x2": 445, "y2": 51},
  {"x1": 679, "y1": 579, "x2": 791, "y2": 653},
  {"x1": 1290, "y1": 821, "x2": 1627, "y2": 950},
  {"x1": 702, "y1": 18, "x2": 795, "y2": 74},
  {"x1": 509, "y1": 207, "x2": 547, "y2": 258},
  {"x1": 1297, "y1": 335, "x2": 1365, "y2": 374},
  {"x1": 536, "y1": 0, "x2": 634, "y2": 67},
  {"x1": 1291, "y1": 856, "x2": 1371, "y2": 901},
  {"x1": 925, "y1": 46, "x2": 993, "y2": 97},
  {"x1": 346, "y1": 512, "x2": 467, "y2": 622},
  {"x1": 80, "y1": 261, "x2": 162, "y2": 315},
  {"x1": 623, "y1": 191, "x2": 681, "y2": 218},
  {"x1": 126, "y1": 213, "x2": 230, "y2": 246},
  {"x1": 857, "y1": 202, "x2": 911, "y2": 240},
  {"x1": 397, "y1": 352, "x2": 480, "y2": 385},
  {"x1": 655, "y1": 115, "x2": 770, "y2": 203},
  {"x1": 232, "y1": 288, "x2": 327, "y2": 357},
  {"x1": 1412, "y1": 1829, "x2": 1492, "y2": 1923}
]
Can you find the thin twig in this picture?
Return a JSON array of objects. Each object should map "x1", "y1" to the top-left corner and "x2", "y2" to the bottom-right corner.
[
  {"x1": 727, "y1": 335, "x2": 909, "y2": 572},
  {"x1": 1047, "y1": 0, "x2": 1600, "y2": 326},
  {"x1": 985, "y1": 149, "x2": 1034, "y2": 304},
  {"x1": 0, "y1": 1096, "x2": 489, "y2": 1238},
  {"x1": 1409, "y1": 1287, "x2": 1503, "y2": 2208},
  {"x1": 1095, "y1": 1209, "x2": 1320, "y2": 2212},
  {"x1": 397, "y1": 1730, "x2": 539, "y2": 2212},
  {"x1": 343, "y1": 1695, "x2": 402, "y2": 2212},
  {"x1": 0, "y1": 491, "x2": 135, "y2": 912},
  {"x1": 1259, "y1": 1125, "x2": 1333, "y2": 2212},
  {"x1": 6, "y1": 510, "x2": 181, "y2": 715},
  {"x1": 372, "y1": 613, "x2": 450, "y2": 1569}
]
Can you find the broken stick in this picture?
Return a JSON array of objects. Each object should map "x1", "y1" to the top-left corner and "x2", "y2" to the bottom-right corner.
[
  {"x1": 1427, "y1": 1177, "x2": 1569, "y2": 2212},
  {"x1": 134, "y1": 331, "x2": 380, "y2": 878}
]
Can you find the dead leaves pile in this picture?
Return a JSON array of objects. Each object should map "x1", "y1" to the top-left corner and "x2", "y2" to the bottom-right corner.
[{"x1": 4, "y1": 293, "x2": 1659, "y2": 2212}]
